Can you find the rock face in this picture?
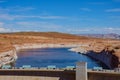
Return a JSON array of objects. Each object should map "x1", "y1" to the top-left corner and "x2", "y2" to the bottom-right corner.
[
  {"x1": 73, "y1": 43, "x2": 120, "y2": 69},
  {"x1": 86, "y1": 50, "x2": 119, "y2": 69},
  {"x1": 0, "y1": 49, "x2": 17, "y2": 67}
]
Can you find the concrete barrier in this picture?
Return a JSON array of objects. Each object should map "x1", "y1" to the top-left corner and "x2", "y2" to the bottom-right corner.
[{"x1": 0, "y1": 69, "x2": 120, "y2": 80}]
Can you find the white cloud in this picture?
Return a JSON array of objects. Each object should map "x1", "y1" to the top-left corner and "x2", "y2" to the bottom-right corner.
[
  {"x1": 0, "y1": 22, "x2": 17, "y2": 32},
  {"x1": 0, "y1": 6, "x2": 35, "y2": 17},
  {"x1": 0, "y1": 8, "x2": 9, "y2": 14},
  {"x1": 110, "y1": 16, "x2": 120, "y2": 18},
  {"x1": 80, "y1": 8, "x2": 91, "y2": 12},
  {"x1": 10, "y1": 6, "x2": 35, "y2": 12},
  {"x1": 104, "y1": 27, "x2": 120, "y2": 31},
  {"x1": 105, "y1": 27, "x2": 113, "y2": 30},
  {"x1": 16, "y1": 21, "x2": 62, "y2": 29},
  {"x1": 0, "y1": 14, "x2": 66, "y2": 20},
  {"x1": 0, "y1": 6, "x2": 35, "y2": 15},
  {"x1": 102, "y1": 27, "x2": 120, "y2": 34},
  {"x1": 0, "y1": 6, "x2": 66, "y2": 20},
  {"x1": 88, "y1": 2, "x2": 105, "y2": 5},
  {"x1": 4, "y1": 21, "x2": 65, "y2": 32},
  {"x1": 67, "y1": 29, "x2": 91, "y2": 32},
  {"x1": 0, "y1": 22, "x2": 4, "y2": 26},
  {"x1": 0, "y1": 27, "x2": 11, "y2": 32},
  {"x1": 0, "y1": 14, "x2": 15, "y2": 20},
  {"x1": 0, "y1": 6, "x2": 35, "y2": 12},
  {"x1": 14, "y1": 15, "x2": 66, "y2": 19},
  {"x1": 106, "y1": 8, "x2": 120, "y2": 12},
  {"x1": 0, "y1": 22, "x2": 12, "y2": 32}
]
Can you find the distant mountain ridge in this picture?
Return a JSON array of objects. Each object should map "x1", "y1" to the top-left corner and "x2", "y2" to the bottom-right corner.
[{"x1": 78, "y1": 33, "x2": 120, "y2": 39}]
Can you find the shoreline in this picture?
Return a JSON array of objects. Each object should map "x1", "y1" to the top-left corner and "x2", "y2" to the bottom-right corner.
[
  {"x1": 68, "y1": 47, "x2": 87, "y2": 54},
  {"x1": 0, "y1": 43, "x2": 83, "y2": 67}
]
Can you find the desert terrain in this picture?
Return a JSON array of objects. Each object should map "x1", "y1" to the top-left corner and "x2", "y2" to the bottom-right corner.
[{"x1": 0, "y1": 32, "x2": 120, "y2": 67}]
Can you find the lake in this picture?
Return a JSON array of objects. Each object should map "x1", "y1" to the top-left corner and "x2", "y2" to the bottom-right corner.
[{"x1": 16, "y1": 48, "x2": 101, "y2": 68}]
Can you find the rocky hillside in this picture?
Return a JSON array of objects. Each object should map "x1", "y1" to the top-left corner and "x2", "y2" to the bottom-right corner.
[{"x1": 0, "y1": 32, "x2": 92, "y2": 52}]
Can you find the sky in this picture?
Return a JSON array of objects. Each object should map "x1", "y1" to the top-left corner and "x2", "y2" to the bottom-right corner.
[{"x1": 0, "y1": 0, "x2": 120, "y2": 34}]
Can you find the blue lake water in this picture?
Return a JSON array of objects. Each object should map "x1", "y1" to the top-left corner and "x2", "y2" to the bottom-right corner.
[{"x1": 16, "y1": 48, "x2": 101, "y2": 68}]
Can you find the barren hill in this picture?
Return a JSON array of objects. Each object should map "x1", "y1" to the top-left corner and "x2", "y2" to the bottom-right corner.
[
  {"x1": 0, "y1": 32, "x2": 89, "y2": 52},
  {"x1": 2, "y1": 32, "x2": 89, "y2": 39}
]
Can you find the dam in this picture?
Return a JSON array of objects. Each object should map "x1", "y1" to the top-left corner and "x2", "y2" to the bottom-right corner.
[
  {"x1": 1, "y1": 47, "x2": 120, "y2": 80},
  {"x1": 0, "y1": 62, "x2": 120, "y2": 80}
]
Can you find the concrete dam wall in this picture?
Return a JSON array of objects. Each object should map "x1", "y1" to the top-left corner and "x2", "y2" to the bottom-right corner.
[
  {"x1": 0, "y1": 70, "x2": 75, "y2": 80},
  {"x1": 0, "y1": 69, "x2": 120, "y2": 80}
]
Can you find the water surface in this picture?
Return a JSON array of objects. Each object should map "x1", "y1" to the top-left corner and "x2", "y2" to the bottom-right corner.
[{"x1": 16, "y1": 48, "x2": 101, "y2": 68}]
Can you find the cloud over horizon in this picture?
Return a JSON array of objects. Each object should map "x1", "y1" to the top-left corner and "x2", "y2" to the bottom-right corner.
[{"x1": 67, "y1": 27, "x2": 120, "y2": 34}]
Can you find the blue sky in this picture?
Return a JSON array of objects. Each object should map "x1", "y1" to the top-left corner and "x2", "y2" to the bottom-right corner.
[{"x1": 0, "y1": 0, "x2": 120, "y2": 34}]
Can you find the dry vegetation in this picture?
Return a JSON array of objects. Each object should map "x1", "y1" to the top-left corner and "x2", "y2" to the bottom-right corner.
[{"x1": 0, "y1": 32, "x2": 120, "y2": 59}]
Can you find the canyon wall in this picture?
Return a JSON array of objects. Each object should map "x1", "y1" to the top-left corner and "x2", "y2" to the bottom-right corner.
[
  {"x1": 0, "y1": 49, "x2": 17, "y2": 67},
  {"x1": 86, "y1": 50, "x2": 119, "y2": 69}
]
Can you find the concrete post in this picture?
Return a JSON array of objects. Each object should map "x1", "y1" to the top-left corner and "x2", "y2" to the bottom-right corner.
[{"x1": 76, "y1": 62, "x2": 87, "y2": 80}]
